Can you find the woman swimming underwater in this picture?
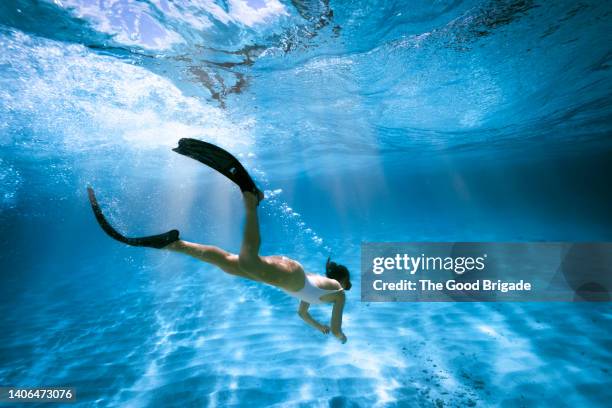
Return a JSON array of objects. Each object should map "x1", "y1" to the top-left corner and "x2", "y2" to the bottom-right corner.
[{"x1": 87, "y1": 138, "x2": 351, "y2": 343}]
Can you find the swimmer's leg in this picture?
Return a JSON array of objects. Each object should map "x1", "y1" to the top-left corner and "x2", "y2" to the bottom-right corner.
[
  {"x1": 240, "y1": 192, "x2": 262, "y2": 260},
  {"x1": 166, "y1": 240, "x2": 262, "y2": 282},
  {"x1": 238, "y1": 192, "x2": 290, "y2": 286}
]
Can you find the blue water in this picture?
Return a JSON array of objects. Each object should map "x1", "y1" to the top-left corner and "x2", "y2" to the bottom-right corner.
[{"x1": 1, "y1": 0, "x2": 611, "y2": 406}]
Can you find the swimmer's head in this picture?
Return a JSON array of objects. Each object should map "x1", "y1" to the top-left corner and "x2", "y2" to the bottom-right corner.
[{"x1": 326, "y1": 257, "x2": 352, "y2": 290}]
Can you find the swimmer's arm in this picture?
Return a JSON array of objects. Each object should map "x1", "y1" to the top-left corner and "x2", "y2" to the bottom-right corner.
[
  {"x1": 330, "y1": 291, "x2": 347, "y2": 344},
  {"x1": 298, "y1": 301, "x2": 330, "y2": 334}
]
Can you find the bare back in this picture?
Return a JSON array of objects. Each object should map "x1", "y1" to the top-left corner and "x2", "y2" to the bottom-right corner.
[{"x1": 249, "y1": 255, "x2": 306, "y2": 290}]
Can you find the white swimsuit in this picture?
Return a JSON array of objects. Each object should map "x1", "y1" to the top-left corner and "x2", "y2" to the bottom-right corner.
[{"x1": 283, "y1": 274, "x2": 341, "y2": 304}]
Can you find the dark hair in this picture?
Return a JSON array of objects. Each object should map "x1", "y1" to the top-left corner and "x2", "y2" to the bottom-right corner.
[{"x1": 326, "y1": 257, "x2": 352, "y2": 290}]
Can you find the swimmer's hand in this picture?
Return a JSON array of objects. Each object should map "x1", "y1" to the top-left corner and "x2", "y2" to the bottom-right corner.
[
  {"x1": 317, "y1": 324, "x2": 330, "y2": 335},
  {"x1": 333, "y1": 330, "x2": 347, "y2": 344}
]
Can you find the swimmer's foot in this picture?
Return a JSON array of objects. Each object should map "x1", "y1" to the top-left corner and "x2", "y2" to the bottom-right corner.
[
  {"x1": 87, "y1": 187, "x2": 180, "y2": 249},
  {"x1": 243, "y1": 190, "x2": 262, "y2": 208},
  {"x1": 253, "y1": 188, "x2": 265, "y2": 204},
  {"x1": 123, "y1": 229, "x2": 180, "y2": 248}
]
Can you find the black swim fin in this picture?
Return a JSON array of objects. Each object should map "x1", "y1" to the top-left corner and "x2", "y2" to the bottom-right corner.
[
  {"x1": 172, "y1": 138, "x2": 264, "y2": 202},
  {"x1": 87, "y1": 187, "x2": 179, "y2": 249}
]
